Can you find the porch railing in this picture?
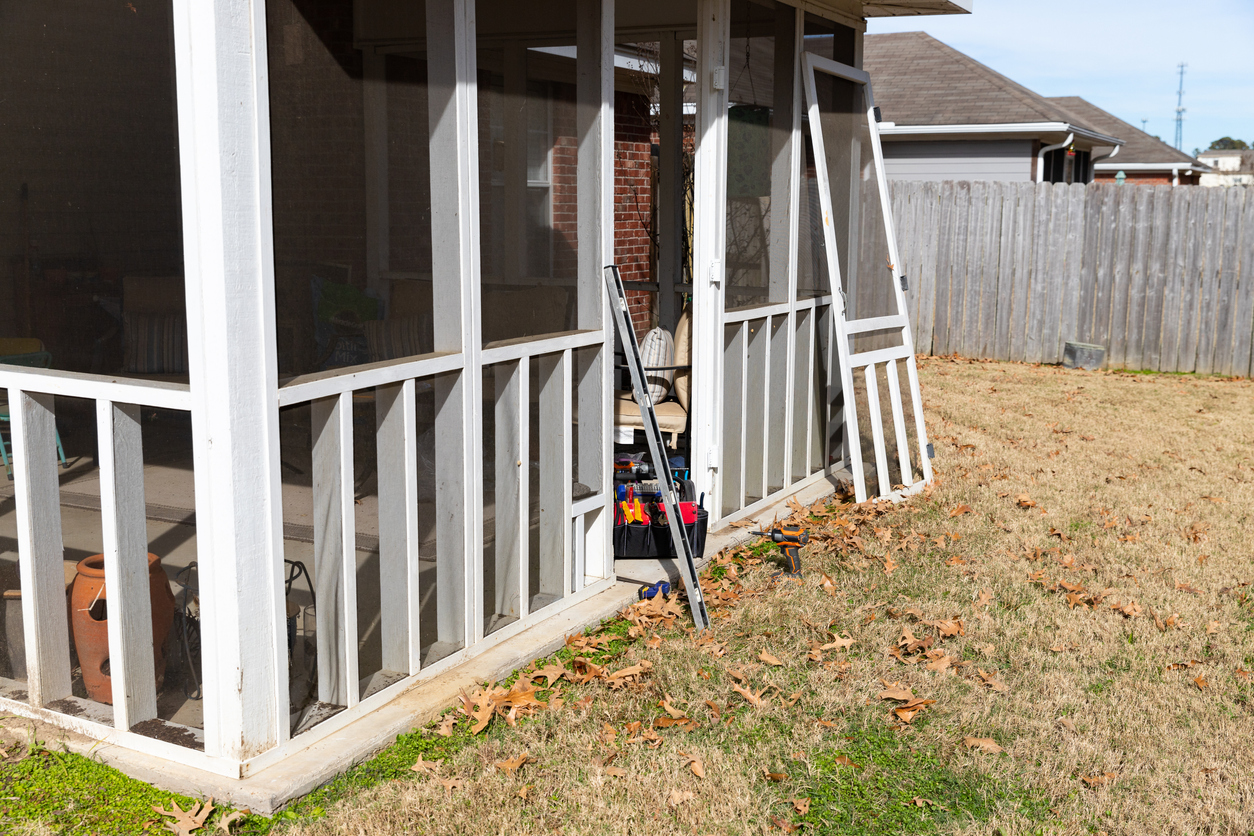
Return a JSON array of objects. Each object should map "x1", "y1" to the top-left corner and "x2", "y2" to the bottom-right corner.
[{"x1": 0, "y1": 368, "x2": 202, "y2": 760}]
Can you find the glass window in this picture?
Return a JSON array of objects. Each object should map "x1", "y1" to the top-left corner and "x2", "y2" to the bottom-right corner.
[
  {"x1": 0, "y1": 3, "x2": 184, "y2": 374},
  {"x1": 476, "y1": 22, "x2": 581, "y2": 346},
  {"x1": 723, "y1": 0, "x2": 795, "y2": 312},
  {"x1": 805, "y1": 68, "x2": 902, "y2": 353},
  {"x1": 267, "y1": 0, "x2": 435, "y2": 377}
]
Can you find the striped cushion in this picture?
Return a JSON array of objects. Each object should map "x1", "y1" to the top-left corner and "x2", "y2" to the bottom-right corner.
[
  {"x1": 637, "y1": 326, "x2": 675, "y2": 403},
  {"x1": 364, "y1": 315, "x2": 432, "y2": 363},
  {"x1": 123, "y1": 313, "x2": 187, "y2": 374}
]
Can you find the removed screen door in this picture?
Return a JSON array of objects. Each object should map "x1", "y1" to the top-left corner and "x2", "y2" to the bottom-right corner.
[{"x1": 801, "y1": 52, "x2": 931, "y2": 502}]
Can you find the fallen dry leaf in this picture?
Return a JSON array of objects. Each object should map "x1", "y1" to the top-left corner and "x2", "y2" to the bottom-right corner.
[
  {"x1": 893, "y1": 697, "x2": 935, "y2": 724},
  {"x1": 435, "y1": 714, "x2": 457, "y2": 737},
  {"x1": 949, "y1": 504, "x2": 973, "y2": 517},
  {"x1": 819, "y1": 573, "x2": 839, "y2": 596},
  {"x1": 410, "y1": 755, "x2": 441, "y2": 776},
  {"x1": 1194, "y1": 675, "x2": 1208, "y2": 690},
  {"x1": 762, "y1": 767, "x2": 788, "y2": 782},
  {"x1": 215, "y1": 810, "x2": 246, "y2": 834},
  {"x1": 666, "y1": 789, "x2": 695, "y2": 807},
  {"x1": 759, "y1": 651, "x2": 785, "y2": 667},
  {"x1": 605, "y1": 766, "x2": 627, "y2": 778},
  {"x1": 963, "y1": 736, "x2": 1004, "y2": 754},
  {"x1": 977, "y1": 668, "x2": 1010, "y2": 694},
  {"x1": 877, "y1": 681, "x2": 915, "y2": 701},
  {"x1": 789, "y1": 798, "x2": 811, "y2": 815},
  {"x1": 495, "y1": 752, "x2": 535, "y2": 774},
  {"x1": 438, "y1": 777, "x2": 467, "y2": 799},
  {"x1": 771, "y1": 816, "x2": 802, "y2": 833},
  {"x1": 831, "y1": 755, "x2": 860, "y2": 768},
  {"x1": 1081, "y1": 772, "x2": 1116, "y2": 787},
  {"x1": 679, "y1": 752, "x2": 705, "y2": 778},
  {"x1": 1206, "y1": 621, "x2": 1221, "y2": 635},
  {"x1": 1057, "y1": 717, "x2": 1077, "y2": 733},
  {"x1": 152, "y1": 799, "x2": 215, "y2": 836},
  {"x1": 732, "y1": 683, "x2": 767, "y2": 707}
]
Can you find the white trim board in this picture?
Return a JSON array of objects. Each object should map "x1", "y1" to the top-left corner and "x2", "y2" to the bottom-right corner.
[{"x1": 880, "y1": 121, "x2": 1124, "y2": 147}]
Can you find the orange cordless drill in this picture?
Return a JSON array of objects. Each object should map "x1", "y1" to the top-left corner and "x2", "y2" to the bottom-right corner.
[{"x1": 751, "y1": 526, "x2": 809, "y2": 577}]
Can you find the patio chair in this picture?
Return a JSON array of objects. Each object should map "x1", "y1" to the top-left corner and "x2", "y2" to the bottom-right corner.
[
  {"x1": 0, "y1": 340, "x2": 70, "y2": 478},
  {"x1": 613, "y1": 307, "x2": 690, "y2": 449}
]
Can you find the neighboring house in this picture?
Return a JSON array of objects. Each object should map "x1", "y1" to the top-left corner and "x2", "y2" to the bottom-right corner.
[
  {"x1": 864, "y1": 32, "x2": 1122, "y2": 183},
  {"x1": 1196, "y1": 149, "x2": 1254, "y2": 187},
  {"x1": 1048, "y1": 96, "x2": 1208, "y2": 186},
  {"x1": 0, "y1": 0, "x2": 959, "y2": 812}
]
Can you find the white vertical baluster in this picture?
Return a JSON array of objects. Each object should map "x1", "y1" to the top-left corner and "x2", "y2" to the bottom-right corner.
[
  {"x1": 10, "y1": 390, "x2": 71, "y2": 706},
  {"x1": 97, "y1": 400, "x2": 156, "y2": 729},
  {"x1": 375, "y1": 380, "x2": 419, "y2": 674}
]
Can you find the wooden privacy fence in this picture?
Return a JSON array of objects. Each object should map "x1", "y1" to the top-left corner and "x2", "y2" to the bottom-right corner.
[{"x1": 890, "y1": 180, "x2": 1254, "y2": 376}]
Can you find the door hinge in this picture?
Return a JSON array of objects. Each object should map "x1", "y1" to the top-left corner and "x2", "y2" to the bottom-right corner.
[
  {"x1": 712, "y1": 67, "x2": 726, "y2": 91},
  {"x1": 707, "y1": 446, "x2": 719, "y2": 469},
  {"x1": 709, "y1": 259, "x2": 722, "y2": 286},
  {"x1": 900, "y1": 275, "x2": 909, "y2": 292}
]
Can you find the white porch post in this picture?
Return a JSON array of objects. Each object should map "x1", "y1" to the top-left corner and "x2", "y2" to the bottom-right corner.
[
  {"x1": 692, "y1": 0, "x2": 731, "y2": 518},
  {"x1": 172, "y1": 0, "x2": 288, "y2": 759},
  {"x1": 577, "y1": 0, "x2": 614, "y2": 583},
  {"x1": 427, "y1": 0, "x2": 481, "y2": 649}
]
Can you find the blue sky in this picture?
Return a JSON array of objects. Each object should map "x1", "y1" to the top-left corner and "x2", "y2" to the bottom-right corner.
[{"x1": 867, "y1": 1, "x2": 1254, "y2": 155}]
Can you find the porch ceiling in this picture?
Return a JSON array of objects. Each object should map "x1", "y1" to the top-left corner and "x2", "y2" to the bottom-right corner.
[{"x1": 862, "y1": 0, "x2": 973, "y2": 16}]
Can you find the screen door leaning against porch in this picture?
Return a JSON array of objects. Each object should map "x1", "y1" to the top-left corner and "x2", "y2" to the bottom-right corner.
[{"x1": 801, "y1": 52, "x2": 931, "y2": 502}]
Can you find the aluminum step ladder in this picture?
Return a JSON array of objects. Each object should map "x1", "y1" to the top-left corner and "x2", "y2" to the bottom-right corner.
[{"x1": 603, "y1": 264, "x2": 709, "y2": 631}]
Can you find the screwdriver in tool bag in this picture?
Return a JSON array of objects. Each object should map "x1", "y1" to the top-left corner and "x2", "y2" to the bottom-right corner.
[{"x1": 750, "y1": 526, "x2": 809, "y2": 577}]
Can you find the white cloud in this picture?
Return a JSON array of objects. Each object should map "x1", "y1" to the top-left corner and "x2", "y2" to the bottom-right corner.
[{"x1": 868, "y1": 0, "x2": 1254, "y2": 151}]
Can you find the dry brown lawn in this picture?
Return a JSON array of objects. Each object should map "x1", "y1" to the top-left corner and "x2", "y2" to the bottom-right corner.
[{"x1": 284, "y1": 357, "x2": 1254, "y2": 836}]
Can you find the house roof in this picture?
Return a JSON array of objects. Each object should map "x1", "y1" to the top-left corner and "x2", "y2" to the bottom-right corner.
[
  {"x1": 1047, "y1": 96, "x2": 1207, "y2": 171},
  {"x1": 862, "y1": 32, "x2": 1121, "y2": 146}
]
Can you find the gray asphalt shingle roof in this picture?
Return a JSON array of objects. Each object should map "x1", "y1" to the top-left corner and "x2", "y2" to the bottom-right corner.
[
  {"x1": 1046, "y1": 96, "x2": 1204, "y2": 168},
  {"x1": 863, "y1": 32, "x2": 1100, "y2": 130}
]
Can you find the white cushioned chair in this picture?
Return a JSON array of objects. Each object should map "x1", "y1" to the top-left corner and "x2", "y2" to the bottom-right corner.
[{"x1": 614, "y1": 307, "x2": 690, "y2": 448}]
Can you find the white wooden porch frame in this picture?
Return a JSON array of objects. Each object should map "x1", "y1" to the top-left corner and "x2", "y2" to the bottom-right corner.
[
  {"x1": 0, "y1": 0, "x2": 617, "y2": 777},
  {"x1": 692, "y1": 0, "x2": 731, "y2": 517},
  {"x1": 800, "y1": 51, "x2": 932, "y2": 502},
  {"x1": 715, "y1": 8, "x2": 857, "y2": 521},
  {"x1": 172, "y1": 0, "x2": 289, "y2": 760}
]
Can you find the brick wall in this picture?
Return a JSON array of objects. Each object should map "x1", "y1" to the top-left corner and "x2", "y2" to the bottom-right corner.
[
  {"x1": 1093, "y1": 171, "x2": 1200, "y2": 186},
  {"x1": 614, "y1": 91, "x2": 657, "y2": 341}
]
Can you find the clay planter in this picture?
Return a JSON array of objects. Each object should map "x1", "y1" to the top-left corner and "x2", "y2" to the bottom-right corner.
[{"x1": 70, "y1": 553, "x2": 176, "y2": 705}]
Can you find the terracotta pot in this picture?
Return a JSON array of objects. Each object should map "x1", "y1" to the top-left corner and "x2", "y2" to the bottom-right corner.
[{"x1": 70, "y1": 553, "x2": 176, "y2": 705}]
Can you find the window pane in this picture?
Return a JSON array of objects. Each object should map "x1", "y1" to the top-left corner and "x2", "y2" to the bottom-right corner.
[
  {"x1": 268, "y1": 1, "x2": 434, "y2": 377},
  {"x1": 477, "y1": 23, "x2": 580, "y2": 346},
  {"x1": 0, "y1": 4, "x2": 184, "y2": 374},
  {"x1": 807, "y1": 70, "x2": 902, "y2": 343},
  {"x1": 724, "y1": 0, "x2": 794, "y2": 312}
]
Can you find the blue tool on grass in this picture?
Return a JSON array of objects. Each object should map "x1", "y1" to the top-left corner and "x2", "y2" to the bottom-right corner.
[{"x1": 638, "y1": 580, "x2": 671, "y2": 601}]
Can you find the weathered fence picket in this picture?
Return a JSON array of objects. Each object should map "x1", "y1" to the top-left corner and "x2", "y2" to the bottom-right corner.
[{"x1": 891, "y1": 181, "x2": 1254, "y2": 376}]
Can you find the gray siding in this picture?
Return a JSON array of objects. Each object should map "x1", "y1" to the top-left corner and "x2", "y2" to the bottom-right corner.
[{"x1": 881, "y1": 139, "x2": 1033, "y2": 182}]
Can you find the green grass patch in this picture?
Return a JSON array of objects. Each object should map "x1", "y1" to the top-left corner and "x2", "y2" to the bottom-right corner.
[
  {"x1": 0, "y1": 741, "x2": 224, "y2": 836},
  {"x1": 799, "y1": 718, "x2": 1050, "y2": 835}
]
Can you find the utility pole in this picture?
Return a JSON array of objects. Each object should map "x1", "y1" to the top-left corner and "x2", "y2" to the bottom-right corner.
[{"x1": 1174, "y1": 63, "x2": 1187, "y2": 150}]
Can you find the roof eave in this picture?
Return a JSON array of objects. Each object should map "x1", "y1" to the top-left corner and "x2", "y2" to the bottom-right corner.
[
  {"x1": 862, "y1": 0, "x2": 973, "y2": 16},
  {"x1": 878, "y1": 121, "x2": 1124, "y2": 147},
  {"x1": 1093, "y1": 162, "x2": 1212, "y2": 173}
]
